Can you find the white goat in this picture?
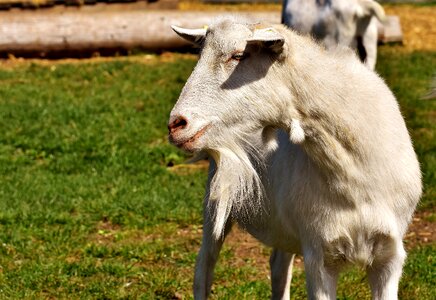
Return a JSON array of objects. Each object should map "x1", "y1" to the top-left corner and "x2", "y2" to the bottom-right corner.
[
  {"x1": 282, "y1": 0, "x2": 386, "y2": 69},
  {"x1": 168, "y1": 17, "x2": 421, "y2": 300}
]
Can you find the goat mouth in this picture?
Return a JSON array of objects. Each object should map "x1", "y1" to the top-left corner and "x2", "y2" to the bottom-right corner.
[{"x1": 170, "y1": 124, "x2": 210, "y2": 152}]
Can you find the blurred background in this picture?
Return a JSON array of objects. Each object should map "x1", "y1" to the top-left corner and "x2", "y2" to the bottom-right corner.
[
  {"x1": 0, "y1": 0, "x2": 432, "y2": 57},
  {"x1": 0, "y1": 0, "x2": 434, "y2": 298}
]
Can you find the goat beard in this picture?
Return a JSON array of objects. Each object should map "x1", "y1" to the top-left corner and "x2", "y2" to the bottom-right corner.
[{"x1": 204, "y1": 132, "x2": 270, "y2": 240}]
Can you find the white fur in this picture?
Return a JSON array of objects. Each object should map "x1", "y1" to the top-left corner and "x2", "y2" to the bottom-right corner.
[
  {"x1": 289, "y1": 118, "x2": 305, "y2": 144},
  {"x1": 169, "y1": 18, "x2": 421, "y2": 300},
  {"x1": 282, "y1": 0, "x2": 386, "y2": 70}
]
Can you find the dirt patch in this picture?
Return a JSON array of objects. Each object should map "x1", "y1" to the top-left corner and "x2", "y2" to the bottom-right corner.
[
  {"x1": 224, "y1": 226, "x2": 271, "y2": 277},
  {"x1": 404, "y1": 210, "x2": 436, "y2": 250},
  {"x1": 0, "y1": 52, "x2": 196, "y2": 69},
  {"x1": 88, "y1": 218, "x2": 123, "y2": 245},
  {"x1": 167, "y1": 159, "x2": 210, "y2": 175},
  {"x1": 88, "y1": 220, "x2": 203, "y2": 250},
  {"x1": 223, "y1": 225, "x2": 304, "y2": 280},
  {"x1": 179, "y1": 1, "x2": 282, "y2": 12}
]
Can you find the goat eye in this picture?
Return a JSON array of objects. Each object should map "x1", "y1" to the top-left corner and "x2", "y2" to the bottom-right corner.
[{"x1": 231, "y1": 52, "x2": 248, "y2": 61}]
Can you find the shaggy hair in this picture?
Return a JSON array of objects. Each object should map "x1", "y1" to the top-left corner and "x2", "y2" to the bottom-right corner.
[{"x1": 205, "y1": 128, "x2": 270, "y2": 238}]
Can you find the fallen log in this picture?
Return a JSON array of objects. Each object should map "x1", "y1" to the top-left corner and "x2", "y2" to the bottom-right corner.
[{"x1": 0, "y1": 8, "x2": 402, "y2": 56}]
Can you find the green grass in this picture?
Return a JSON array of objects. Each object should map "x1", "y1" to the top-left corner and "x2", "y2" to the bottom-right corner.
[
  {"x1": 0, "y1": 47, "x2": 434, "y2": 299},
  {"x1": 376, "y1": 48, "x2": 436, "y2": 210}
]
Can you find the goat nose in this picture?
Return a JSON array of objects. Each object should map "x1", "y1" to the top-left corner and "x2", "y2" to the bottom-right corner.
[{"x1": 168, "y1": 116, "x2": 188, "y2": 134}]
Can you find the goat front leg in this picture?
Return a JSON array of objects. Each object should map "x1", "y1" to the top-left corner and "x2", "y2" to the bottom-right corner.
[
  {"x1": 270, "y1": 249, "x2": 295, "y2": 300},
  {"x1": 303, "y1": 247, "x2": 339, "y2": 300},
  {"x1": 193, "y1": 214, "x2": 232, "y2": 299},
  {"x1": 194, "y1": 159, "x2": 232, "y2": 300}
]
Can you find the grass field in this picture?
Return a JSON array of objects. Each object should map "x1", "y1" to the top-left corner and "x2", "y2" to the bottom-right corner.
[{"x1": 0, "y1": 27, "x2": 435, "y2": 300}]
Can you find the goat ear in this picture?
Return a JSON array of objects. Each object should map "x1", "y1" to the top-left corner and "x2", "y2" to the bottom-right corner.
[
  {"x1": 247, "y1": 28, "x2": 285, "y2": 53},
  {"x1": 171, "y1": 25, "x2": 207, "y2": 45},
  {"x1": 357, "y1": 0, "x2": 386, "y2": 22}
]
